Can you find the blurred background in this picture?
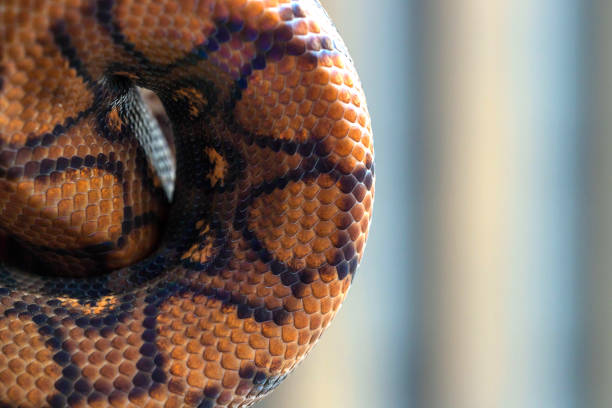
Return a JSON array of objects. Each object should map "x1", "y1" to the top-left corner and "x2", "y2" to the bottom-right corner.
[{"x1": 258, "y1": 1, "x2": 611, "y2": 407}]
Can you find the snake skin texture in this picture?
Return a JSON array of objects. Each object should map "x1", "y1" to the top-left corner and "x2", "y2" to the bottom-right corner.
[{"x1": 0, "y1": 0, "x2": 374, "y2": 406}]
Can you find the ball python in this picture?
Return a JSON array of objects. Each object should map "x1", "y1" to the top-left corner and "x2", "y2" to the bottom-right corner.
[{"x1": 0, "y1": 0, "x2": 374, "y2": 406}]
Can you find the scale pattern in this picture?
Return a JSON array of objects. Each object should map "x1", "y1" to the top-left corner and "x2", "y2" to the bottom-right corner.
[{"x1": 0, "y1": 0, "x2": 374, "y2": 407}]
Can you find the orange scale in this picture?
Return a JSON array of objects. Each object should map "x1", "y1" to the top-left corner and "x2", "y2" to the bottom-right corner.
[
  {"x1": 268, "y1": 337, "x2": 285, "y2": 356},
  {"x1": 363, "y1": 193, "x2": 374, "y2": 212},
  {"x1": 327, "y1": 101, "x2": 345, "y2": 121},
  {"x1": 294, "y1": 215, "x2": 319, "y2": 230},
  {"x1": 332, "y1": 54, "x2": 346, "y2": 70},
  {"x1": 327, "y1": 69, "x2": 344, "y2": 87},
  {"x1": 316, "y1": 52, "x2": 333, "y2": 69},
  {"x1": 25, "y1": 193, "x2": 43, "y2": 209}
]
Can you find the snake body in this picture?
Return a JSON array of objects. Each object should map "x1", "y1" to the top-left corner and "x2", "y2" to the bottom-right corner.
[{"x1": 0, "y1": 1, "x2": 373, "y2": 406}]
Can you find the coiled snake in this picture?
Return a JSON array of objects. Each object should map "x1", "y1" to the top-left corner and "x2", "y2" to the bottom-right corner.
[{"x1": 0, "y1": 0, "x2": 373, "y2": 406}]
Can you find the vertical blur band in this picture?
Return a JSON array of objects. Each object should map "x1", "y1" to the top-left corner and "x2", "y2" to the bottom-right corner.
[
  {"x1": 421, "y1": 1, "x2": 581, "y2": 407},
  {"x1": 585, "y1": 2, "x2": 612, "y2": 407}
]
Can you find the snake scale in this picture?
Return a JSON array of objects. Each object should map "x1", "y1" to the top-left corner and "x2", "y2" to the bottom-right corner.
[{"x1": 0, "y1": 0, "x2": 373, "y2": 406}]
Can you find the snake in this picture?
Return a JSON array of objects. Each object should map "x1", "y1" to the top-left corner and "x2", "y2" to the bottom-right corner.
[{"x1": 0, "y1": 0, "x2": 373, "y2": 406}]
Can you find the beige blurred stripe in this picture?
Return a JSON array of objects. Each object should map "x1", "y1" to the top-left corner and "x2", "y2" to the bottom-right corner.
[
  {"x1": 586, "y1": 2, "x2": 612, "y2": 407},
  {"x1": 422, "y1": 1, "x2": 514, "y2": 407}
]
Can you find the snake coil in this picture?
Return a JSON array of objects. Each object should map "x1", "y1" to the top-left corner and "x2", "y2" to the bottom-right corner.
[{"x1": 0, "y1": 1, "x2": 373, "y2": 406}]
